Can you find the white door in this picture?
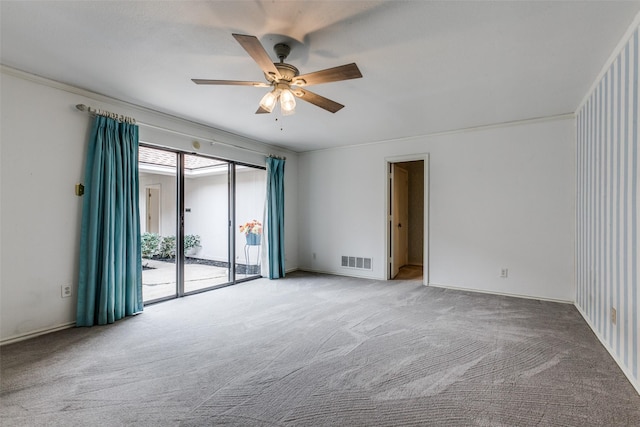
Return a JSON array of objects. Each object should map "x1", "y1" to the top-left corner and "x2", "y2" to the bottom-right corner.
[
  {"x1": 146, "y1": 187, "x2": 160, "y2": 234},
  {"x1": 390, "y1": 164, "x2": 409, "y2": 278}
]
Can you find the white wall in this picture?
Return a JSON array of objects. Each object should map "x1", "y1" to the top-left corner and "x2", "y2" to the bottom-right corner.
[
  {"x1": 298, "y1": 117, "x2": 575, "y2": 302},
  {"x1": 184, "y1": 173, "x2": 229, "y2": 261},
  {"x1": 0, "y1": 68, "x2": 297, "y2": 343}
]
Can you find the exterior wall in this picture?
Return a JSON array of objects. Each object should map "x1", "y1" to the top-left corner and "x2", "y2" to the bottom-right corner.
[
  {"x1": 234, "y1": 168, "x2": 267, "y2": 263},
  {"x1": 184, "y1": 173, "x2": 229, "y2": 262},
  {"x1": 139, "y1": 172, "x2": 176, "y2": 237},
  {"x1": 575, "y1": 25, "x2": 639, "y2": 390},
  {"x1": 185, "y1": 168, "x2": 266, "y2": 262}
]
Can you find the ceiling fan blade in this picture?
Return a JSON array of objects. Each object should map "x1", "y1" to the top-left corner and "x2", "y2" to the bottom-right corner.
[
  {"x1": 232, "y1": 34, "x2": 281, "y2": 80},
  {"x1": 294, "y1": 63, "x2": 362, "y2": 86},
  {"x1": 192, "y1": 79, "x2": 270, "y2": 87},
  {"x1": 295, "y1": 89, "x2": 345, "y2": 113},
  {"x1": 255, "y1": 106, "x2": 271, "y2": 114}
]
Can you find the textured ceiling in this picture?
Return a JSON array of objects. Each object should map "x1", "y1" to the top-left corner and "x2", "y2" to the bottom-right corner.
[{"x1": 2, "y1": 1, "x2": 639, "y2": 152}]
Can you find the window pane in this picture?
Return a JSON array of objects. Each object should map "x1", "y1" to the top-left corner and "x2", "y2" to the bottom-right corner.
[
  {"x1": 235, "y1": 165, "x2": 266, "y2": 280},
  {"x1": 183, "y1": 154, "x2": 231, "y2": 292},
  {"x1": 139, "y1": 146, "x2": 177, "y2": 302}
]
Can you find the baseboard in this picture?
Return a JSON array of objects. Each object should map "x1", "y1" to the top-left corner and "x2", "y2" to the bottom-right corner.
[
  {"x1": 574, "y1": 304, "x2": 640, "y2": 396},
  {"x1": 0, "y1": 321, "x2": 76, "y2": 346},
  {"x1": 297, "y1": 268, "x2": 381, "y2": 280},
  {"x1": 428, "y1": 282, "x2": 574, "y2": 304}
]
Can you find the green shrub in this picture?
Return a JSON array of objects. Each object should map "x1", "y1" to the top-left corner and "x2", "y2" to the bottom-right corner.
[
  {"x1": 151, "y1": 234, "x2": 201, "y2": 259},
  {"x1": 185, "y1": 234, "x2": 201, "y2": 253},
  {"x1": 159, "y1": 235, "x2": 176, "y2": 258},
  {"x1": 141, "y1": 233, "x2": 161, "y2": 258}
]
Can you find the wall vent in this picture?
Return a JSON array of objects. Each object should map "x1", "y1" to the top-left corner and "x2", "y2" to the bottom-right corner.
[{"x1": 341, "y1": 256, "x2": 372, "y2": 270}]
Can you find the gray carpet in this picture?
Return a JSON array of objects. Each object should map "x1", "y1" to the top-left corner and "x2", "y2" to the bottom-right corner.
[{"x1": 1, "y1": 271, "x2": 639, "y2": 426}]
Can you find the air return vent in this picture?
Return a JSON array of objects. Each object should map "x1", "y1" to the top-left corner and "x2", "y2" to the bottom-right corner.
[{"x1": 341, "y1": 256, "x2": 372, "y2": 270}]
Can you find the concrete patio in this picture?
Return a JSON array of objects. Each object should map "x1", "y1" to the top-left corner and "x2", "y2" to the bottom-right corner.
[{"x1": 142, "y1": 259, "x2": 258, "y2": 301}]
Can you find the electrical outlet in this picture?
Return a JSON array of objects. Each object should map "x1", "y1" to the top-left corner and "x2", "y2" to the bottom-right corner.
[
  {"x1": 61, "y1": 284, "x2": 72, "y2": 298},
  {"x1": 500, "y1": 268, "x2": 508, "y2": 278},
  {"x1": 611, "y1": 307, "x2": 617, "y2": 325}
]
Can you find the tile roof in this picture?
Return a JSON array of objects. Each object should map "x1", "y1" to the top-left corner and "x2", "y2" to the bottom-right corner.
[{"x1": 139, "y1": 146, "x2": 227, "y2": 171}]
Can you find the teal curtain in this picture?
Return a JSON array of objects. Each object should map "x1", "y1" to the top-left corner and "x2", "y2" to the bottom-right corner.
[
  {"x1": 76, "y1": 115, "x2": 143, "y2": 326},
  {"x1": 266, "y1": 157, "x2": 285, "y2": 279}
]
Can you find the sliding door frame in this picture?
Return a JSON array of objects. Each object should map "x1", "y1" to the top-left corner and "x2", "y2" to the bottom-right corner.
[
  {"x1": 228, "y1": 160, "x2": 236, "y2": 283},
  {"x1": 139, "y1": 143, "x2": 266, "y2": 304},
  {"x1": 176, "y1": 152, "x2": 185, "y2": 297}
]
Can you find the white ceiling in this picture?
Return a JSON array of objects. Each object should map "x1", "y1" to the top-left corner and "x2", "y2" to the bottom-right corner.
[{"x1": 1, "y1": 1, "x2": 639, "y2": 152}]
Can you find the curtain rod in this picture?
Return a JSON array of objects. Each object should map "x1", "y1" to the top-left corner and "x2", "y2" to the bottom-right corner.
[
  {"x1": 75, "y1": 103, "x2": 279, "y2": 158},
  {"x1": 138, "y1": 121, "x2": 269, "y2": 157},
  {"x1": 76, "y1": 103, "x2": 136, "y2": 124}
]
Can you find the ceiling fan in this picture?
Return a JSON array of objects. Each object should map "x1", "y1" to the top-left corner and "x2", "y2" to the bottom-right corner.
[{"x1": 192, "y1": 34, "x2": 362, "y2": 115}]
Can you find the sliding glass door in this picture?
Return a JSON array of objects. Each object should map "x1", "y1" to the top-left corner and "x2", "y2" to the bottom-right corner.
[
  {"x1": 183, "y1": 154, "x2": 231, "y2": 293},
  {"x1": 139, "y1": 145, "x2": 265, "y2": 303},
  {"x1": 235, "y1": 165, "x2": 267, "y2": 280},
  {"x1": 139, "y1": 146, "x2": 178, "y2": 302}
]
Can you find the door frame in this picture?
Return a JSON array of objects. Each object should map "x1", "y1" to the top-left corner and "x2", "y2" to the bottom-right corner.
[
  {"x1": 384, "y1": 154, "x2": 430, "y2": 284},
  {"x1": 390, "y1": 164, "x2": 409, "y2": 278}
]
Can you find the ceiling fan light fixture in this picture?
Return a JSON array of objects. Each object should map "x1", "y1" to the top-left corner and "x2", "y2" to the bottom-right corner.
[
  {"x1": 259, "y1": 90, "x2": 278, "y2": 113},
  {"x1": 280, "y1": 88, "x2": 296, "y2": 116}
]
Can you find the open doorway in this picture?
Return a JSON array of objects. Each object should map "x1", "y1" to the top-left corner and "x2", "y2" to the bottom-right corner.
[{"x1": 387, "y1": 157, "x2": 427, "y2": 282}]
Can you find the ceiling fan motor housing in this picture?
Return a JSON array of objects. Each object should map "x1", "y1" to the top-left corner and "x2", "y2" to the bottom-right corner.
[
  {"x1": 267, "y1": 62, "x2": 299, "y2": 83},
  {"x1": 274, "y1": 43, "x2": 291, "y2": 61},
  {"x1": 263, "y1": 43, "x2": 300, "y2": 84}
]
